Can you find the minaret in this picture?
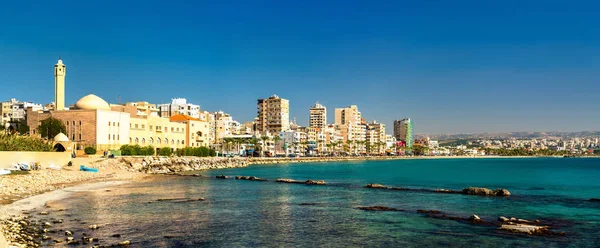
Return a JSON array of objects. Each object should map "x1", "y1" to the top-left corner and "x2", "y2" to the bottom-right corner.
[{"x1": 54, "y1": 58, "x2": 66, "y2": 111}]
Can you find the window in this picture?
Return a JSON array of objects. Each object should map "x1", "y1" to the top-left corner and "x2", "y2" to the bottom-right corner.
[
  {"x1": 171, "y1": 127, "x2": 174, "y2": 132},
  {"x1": 79, "y1": 134, "x2": 82, "y2": 140},
  {"x1": 72, "y1": 121, "x2": 75, "y2": 125},
  {"x1": 108, "y1": 134, "x2": 111, "y2": 140},
  {"x1": 113, "y1": 134, "x2": 115, "y2": 140},
  {"x1": 142, "y1": 124, "x2": 145, "y2": 129},
  {"x1": 150, "y1": 125, "x2": 153, "y2": 130},
  {"x1": 118, "y1": 123, "x2": 120, "y2": 127},
  {"x1": 135, "y1": 124, "x2": 138, "y2": 128},
  {"x1": 109, "y1": 122, "x2": 111, "y2": 127}
]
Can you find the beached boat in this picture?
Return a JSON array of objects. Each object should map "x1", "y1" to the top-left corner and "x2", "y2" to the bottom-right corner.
[
  {"x1": 80, "y1": 165, "x2": 99, "y2": 172},
  {"x1": 0, "y1": 169, "x2": 11, "y2": 175}
]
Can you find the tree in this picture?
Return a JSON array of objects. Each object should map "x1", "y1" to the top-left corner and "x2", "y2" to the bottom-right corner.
[
  {"x1": 38, "y1": 117, "x2": 66, "y2": 139},
  {"x1": 273, "y1": 135, "x2": 281, "y2": 154},
  {"x1": 84, "y1": 146, "x2": 97, "y2": 155}
]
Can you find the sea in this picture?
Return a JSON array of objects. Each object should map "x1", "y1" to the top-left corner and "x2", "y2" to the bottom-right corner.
[{"x1": 46, "y1": 158, "x2": 600, "y2": 247}]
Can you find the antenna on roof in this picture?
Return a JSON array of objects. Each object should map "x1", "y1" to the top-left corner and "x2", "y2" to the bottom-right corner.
[{"x1": 117, "y1": 95, "x2": 121, "y2": 105}]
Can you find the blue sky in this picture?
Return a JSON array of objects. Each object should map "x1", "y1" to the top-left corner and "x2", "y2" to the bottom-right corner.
[{"x1": 1, "y1": 0, "x2": 598, "y2": 134}]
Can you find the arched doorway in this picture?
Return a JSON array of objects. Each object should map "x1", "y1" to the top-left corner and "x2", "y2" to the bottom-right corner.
[{"x1": 54, "y1": 143, "x2": 66, "y2": 152}]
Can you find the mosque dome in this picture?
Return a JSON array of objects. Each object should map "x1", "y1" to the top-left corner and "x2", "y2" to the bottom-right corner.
[
  {"x1": 74, "y1": 94, "x2": 110, "y2": 111},
  {"x1": 53, "y1": 133, "x2": 69, "y2": 142}
]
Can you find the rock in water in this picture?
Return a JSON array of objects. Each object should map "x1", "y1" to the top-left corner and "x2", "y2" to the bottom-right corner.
[
  {"x1": 494, "y1": 189, "x2": 511, "y2": 196},
  {"x1": 469, "y1": 214, "x2": 481, "y2": 222},
  {"x1": 499, "y1": 224, "x2": 550, "y2": 235},
  {"x1": 498, "y1": 216, "x2": 509, "y2": 222},
  {"x1": 589, "y1": 198, "x2": 600, "y2": 202},
  {"x1": 462, "y1": 187, "x2": 494, "y2": 196},
  {"x1": 65, "y1": 230, "x2": 73, "y2": 236},
  {"x1": 357, "y1": 206, "x2": 401, "y2": 211},
  {"x1": 365, "y1": 184, "x2": 388, "y2": 189},
  {"x1": 305, "y1": 180, "x2": 326, "y2": 185}
]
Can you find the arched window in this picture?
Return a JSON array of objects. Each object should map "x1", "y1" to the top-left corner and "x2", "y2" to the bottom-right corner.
[
  {"x1": 142, "y1": 138, "x2": 145, "y2": 144},
  {"x1": 157, "y1": 138, "x2": 161, "y2": 144},
  {"x1": 181, "y1": 140, "x2": 185, "y2": 145},
  {"x1": 130, "y1": 137, "x2": 132, "y2": 144},
  {"x1": 135, "y1": 138, "x2": 139, "y2": 144},
  {"x1": 171, "y1": 139, "x2": 174, "y2": 145},
  {"x1": 149, "y1": 138, "x2": 154, "y2": 144}
]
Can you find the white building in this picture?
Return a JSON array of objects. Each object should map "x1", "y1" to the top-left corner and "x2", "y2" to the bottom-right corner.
[
  {"x1": 158, "y1": 98, "x2": 200, "y2": 119},
  {"x1": 1, "y1": 98, "x2": 44, "y2": 122}
]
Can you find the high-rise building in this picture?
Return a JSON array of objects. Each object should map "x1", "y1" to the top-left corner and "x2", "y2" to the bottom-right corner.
[
  {"x1": 394, "y1": 118, "x2": 413, "y2": 147},
  {"x1": 309, "y1": 101, "x2": 327, "y2": 128},
  {"x1": 256, "y1": 94, "x2": 290, "y2": 134},
  {"x1": 157, "y1": 98, "x2": 200, "y2": 119},
  {"x1": 366, "y1": 120, "x2": 386, "y2": 154},
  {"x1": 54, "y1": 59, "x2": 66, "y2": 111},
  {"x1": 334, "y1": 105, "x2": 365, "y2": 144}
]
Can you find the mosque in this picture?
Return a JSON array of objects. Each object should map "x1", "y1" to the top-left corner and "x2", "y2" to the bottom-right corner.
[{"x1": 27, "y1": 59, "x2": 210, "y2": 154}]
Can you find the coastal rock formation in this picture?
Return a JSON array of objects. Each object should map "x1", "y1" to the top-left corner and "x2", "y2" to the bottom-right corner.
[
  {"x1": 235, "y1": 176, "x2": 267, "y2": 181},
  {"x1": 276, "y1": 179, "x2": 327, "y2": 185},
  {"x1": 589, "y1": 198, "x2": 600, "y2": 202},
  {"x1": 216, "y1": 175, "x2": 229, "y2": 179},
  {"x1": 365, "y1": 184, "x2": 388, "y2": 189},
  {"x1": 95, "y1": 156, "x2": 249, "y2": 174},
  {"x1": 499, "y1": 224, "x2": 550, "y2": 235},
  {"x1": 357, "y1": 206, "x2": 402, "y2": 211},
  {"x1": 462, "y1": 187, "x2": 511, "y2": 196}
]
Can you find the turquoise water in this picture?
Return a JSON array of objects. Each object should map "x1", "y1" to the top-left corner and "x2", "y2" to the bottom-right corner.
[{"x1": 48, "y1": 158, "x2": 599, "y2": 247}]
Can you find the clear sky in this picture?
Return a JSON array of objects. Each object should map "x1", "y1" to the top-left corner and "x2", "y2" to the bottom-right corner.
[{"x1": 1, "y1": 0, "x2": 598, "y2": 134}]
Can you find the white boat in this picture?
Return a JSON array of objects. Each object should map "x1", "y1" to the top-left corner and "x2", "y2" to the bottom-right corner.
[{"x1": 0, "y1": 169, "x2": 11, "y2": 175}]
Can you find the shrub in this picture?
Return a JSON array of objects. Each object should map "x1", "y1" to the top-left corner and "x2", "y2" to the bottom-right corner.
[
  {"x1": 175, "y1": 146, "x2": 216, "y2": 157},
  {"x1": 157, "y1": 147, "x2": 172, "y2": 156},
  {"x1": 84, "y1": 146, "x2": 97, "y2": 155},
  {"x1": 120, "y1": 145, "x2": 134, "y2": 155},
  {"x1": 0, "y1": 133, "x2": 54, "y2": 151}
]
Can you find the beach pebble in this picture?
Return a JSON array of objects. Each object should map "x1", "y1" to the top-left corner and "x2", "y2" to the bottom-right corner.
[
  {"x1": 65, "y1": 230, "x2": 73, "y2": 236},
  {"x1": 118, "y1": 240, "x2": 131, "y2": 246},
  {"x1": 90, "y1": 224, "x2": 99, "y2": 229},
  {"x1": 39, "y1": 212, "x2": 49, "y2": 215}
]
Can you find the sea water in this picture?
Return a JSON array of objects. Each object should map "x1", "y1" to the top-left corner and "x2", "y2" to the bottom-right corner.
[{"x1": 48, "y1": 158, "x2": 600, "y2": 247}]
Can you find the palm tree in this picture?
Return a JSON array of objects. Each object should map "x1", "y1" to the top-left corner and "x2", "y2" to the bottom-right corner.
[
  {"x1": 260, "y1": 135, "x2": 271, "y2": 156},
  {"x1": 273, "y1": 135, "x2": 281, "y2": 155}
]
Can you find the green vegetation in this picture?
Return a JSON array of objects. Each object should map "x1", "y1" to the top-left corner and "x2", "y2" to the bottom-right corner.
[
  {"x1": 0, "y1": 133, "x2": 55, "y2": 151},
  {"x1": 84, "y1": 146, "x2": 97, "y2": 155},
  {"x1": 38, "y1": 117, "x2": 66, "y2": 139},
  {"x1": 594, "y1": 149, "x2": 600, "y2": 155},
  {"x1": 412, "y1": 145, "x2": 430, "y2": 156},
  {"x1": 483, "y1": 148, "x2": 571, "y2": 156},
  {"x1": 157, "y1": 147, "x2": 173, "y2": 156},
  {"x1": 119, "y1": 145, "x2": 155, "y2": 156},
  {"x1": 175, "y1": 146, "x2": 216, "y2": 157}
]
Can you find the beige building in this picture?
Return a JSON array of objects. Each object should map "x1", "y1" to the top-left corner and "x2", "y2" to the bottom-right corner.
[
  {"x1": 256, "y1": 94, "x2": 290, "y2": 134},
  {"x1": 170, "y1": 114, "x2": 211, "y2": 147},
  {"x1": 334, "y1": 105, "x2": 366, "y2": 145},
  {"x1": 28, "y1": 94, "x2": 131, "y2": 151},
  {"x1": 54, "y1": 59, "x2": 66, "y2": 111},
  {"x1": 129, "y1": 115, "x2": 186, "y2": 150},
  {"x1": 309, "y1": 101, "x2": 327, "y2": 128},
  {"x1": 366, "y1": 120, "x2": 386, "y2": 154},
  {"x1": 111, "y1": 102, "x2": 159, "y2": 118}
]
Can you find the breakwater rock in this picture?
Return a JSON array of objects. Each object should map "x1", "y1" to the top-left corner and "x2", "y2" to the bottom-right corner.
[
  {"x1": 276, "y1": 178, "x2": 326, "y2": 185},
  {"x1": 248, "y1": 156, "x2": 398, "y2": 165},
  {"x1": 93, "y1": 157, "x2": 249, "y2": 174}
]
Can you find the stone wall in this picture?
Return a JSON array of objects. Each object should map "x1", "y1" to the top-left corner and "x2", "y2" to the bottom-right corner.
[{"x1": 0, "y1": 151, "x2": 71, "y2": 168}]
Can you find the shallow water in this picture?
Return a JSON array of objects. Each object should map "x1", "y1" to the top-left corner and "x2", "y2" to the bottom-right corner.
[{"x1": 44, "y1": 158, "x2": 600, "y2": 247}]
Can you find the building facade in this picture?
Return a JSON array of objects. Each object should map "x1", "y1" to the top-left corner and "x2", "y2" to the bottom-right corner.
[
  {"x1": 256, "y1": 94, "x2": 290, "y2": 134},
  {"x1": 158, "y1": 98, "x2": 200, "y2": 119},
  {"x1": 334, "y1": 105, "x2": 366, "y2": 146},
  {"x1": 394, "y1": 118, "x2": 413, "y2": 148},
  {"x1": 309, "y1": 101, "x2": 327, "y2": 128}
]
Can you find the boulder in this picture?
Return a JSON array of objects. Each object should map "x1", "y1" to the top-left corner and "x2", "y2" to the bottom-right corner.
[
  {"x1": 499, "y1": 224, "x2": 550, "y2": 235},
  {"x1": 589, "y1": 198, "x2": 600, "y2": 202},
  {"x1": 498, "y1": 216, "x2": 509, "y2": 222},
  {"x1": 365, "y1": 184, "x2": 388, "y2": 189},
  {"x1": 494, "y1": 189, "x2": 511, "y2": 196},
  {"x1": 305, "y1": 180, "x2": 326, "y2": 185},
  {"x1": 215, "y1": 175, "x2": 229, "y2": 179},
  {"x1": 469, "y1": 214, "x2": 481, "y2": 222},
  {"x1": 462, "y1": 187, "x2": 494, "y2": 196}
]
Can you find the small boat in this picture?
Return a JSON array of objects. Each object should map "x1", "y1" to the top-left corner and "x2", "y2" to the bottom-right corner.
[
  {"x1": 80, "y1": 165, "x2": 99, "y2": 172},
  {"x1": 0, "y1": 169, "x2": 11, "y2": 175}
]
